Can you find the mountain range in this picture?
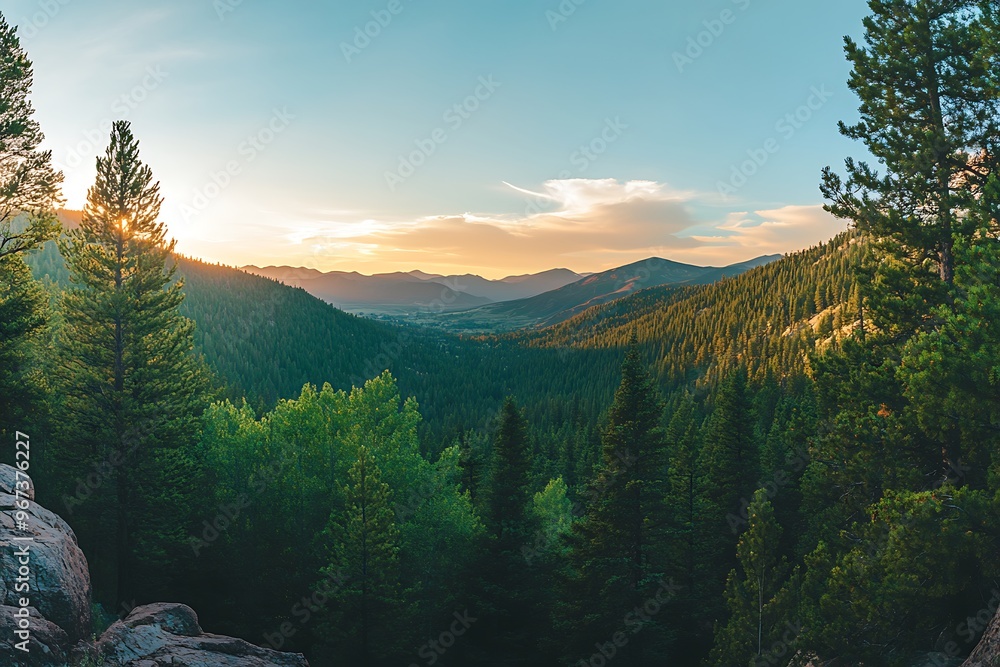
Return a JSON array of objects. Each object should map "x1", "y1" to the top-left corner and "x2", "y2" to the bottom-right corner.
[
  {"x1": 424, "y1": 254, "x2": 783, "y2": 332},
  {"x1": 241, "y1": 265, "x2": 586, "y2": 314},
  {"x1": 243, "y1": 254, "x2": 782, "y2": 331}
]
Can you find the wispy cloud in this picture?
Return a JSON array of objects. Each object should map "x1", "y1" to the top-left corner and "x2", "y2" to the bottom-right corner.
[{"x1": 250, "y1": 179, "x2": 847, "y2": 277}]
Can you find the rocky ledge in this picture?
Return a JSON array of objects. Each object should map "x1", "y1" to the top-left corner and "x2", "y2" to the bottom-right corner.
[{"x1": 0, "y1": 464, "x2": 309, "y2": 666}]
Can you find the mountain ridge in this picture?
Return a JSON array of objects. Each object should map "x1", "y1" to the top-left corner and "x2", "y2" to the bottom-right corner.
[{"x1": 412, "y1": 253, "x2": 784, "y2": 333}]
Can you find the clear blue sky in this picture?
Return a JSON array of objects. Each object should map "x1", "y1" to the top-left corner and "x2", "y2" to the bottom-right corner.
[{"x1": 10, "y1": 0, "x2": 869, "y2": 277}]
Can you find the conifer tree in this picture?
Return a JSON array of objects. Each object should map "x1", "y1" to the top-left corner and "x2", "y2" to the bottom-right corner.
[
  {"x1": 710, "y1": 489, "x2": 793, "y2": 667},
  {"x1": 559, "y1": 342, "x2": 672, "y2": 665},
  {"x1": 55, "y1": 121, "x2": 206, "y2": 605},
  {"x1": 477, "y1": 397, "x2": 542, "y2": 665},
  {"x1": 821, "y1": 0, "x2": 1000, "y2": 329},
  {"x1": 0, "y1": 11, "x2": 62, "y2": 263},
  {"x1": 663, "y1": 393, "x2": 709, "y2": 661},
  {"x1": 0, "y1": 11, "x2": 62, "y2": 430},
  {"x1": 319, "y1": 445, "x2": 404, "y2": 667},
  {"x1": 696, "y1": 369, "x2": 759, "y2": 625}
]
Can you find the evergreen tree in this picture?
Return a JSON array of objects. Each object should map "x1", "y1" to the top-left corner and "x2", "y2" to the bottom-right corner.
[
  {"x1": 697, "y1": 370, "x2": 759, "y2": 592},
  {"x1": 795, "y1": 4, "x2": 1000, "y2": 664},
  {"x1": 482, "y1": 397, "x2": 534, "y2": 541},
  {"x1": 0, "y1": 11, "x2": 62, "y2": 263},
  {"x1": 318, "y1": 445, "x2": 404, "y2": 667},
  {"x1": 558, "y1": 342, "x2": 672, "y2": 665},
  {"x1": 0, "y1": 10, "x2": 62, "y2": 432},
  {"x1": 476, "y1": 397, "x2": 543, "y2": 665},
  {"x1": 663, "y1": 393, "x2": 709, "y2": 661},
  {"x1": 710, "y1": 489, "x2": 794, "y2": 667},
  {"x1": 821, "y1": 0, "x2": 999, "y2": 326},
  {"x1": 0, "y1": 251, "x2": 48, "y2": 431},
  {"x1": 54, "y1": 121, "x2": 207, "y2": 606}
]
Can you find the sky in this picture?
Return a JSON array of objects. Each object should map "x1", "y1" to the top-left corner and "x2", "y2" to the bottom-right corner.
[{"x1": 8, "y1": 0, "x2": 869, "y2": 278}]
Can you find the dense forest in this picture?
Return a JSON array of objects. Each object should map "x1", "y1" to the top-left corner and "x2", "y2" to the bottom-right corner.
[{"x1": 3, "y1": 2, "x2": 1000, "y2": 666}]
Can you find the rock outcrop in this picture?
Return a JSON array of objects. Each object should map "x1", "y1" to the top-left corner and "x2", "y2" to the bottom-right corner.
[
  {"x1": 962, "y1": 606, "x2": 1000, "y2": 667},
  {"x1": 0, "y1": 464, "x2": 310, "y2": 666},
  {"x1": 0, "y1": 606, "x2": 69, "y2": 666},
  {"x1": 0, "y1": 464, "x2": 91, "y2": 643},
  {"x1": 92, "y1": 603, "x2": 310, "y2": 667}
]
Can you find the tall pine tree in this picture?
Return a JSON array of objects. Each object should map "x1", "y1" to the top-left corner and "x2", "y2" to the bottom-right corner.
[
  {"x1": 710, "y1": 489, "x2": 794, "y2": 667},
  {"x1": 476, "y1": 397, "x2": 543, "y2": 665},
  {"x1": 0, "y1": 10, "x2": 62, "y2": 263},
  {"x1": 0, "y1": 10, "x2": 63, "y2": 433},
  {"x1": 558, "y1": 342, "x2": 672, "y2": 665},
  {"x1": 821, "y1": 0, "x2": 1000, "y2": 327},
  {"x1": 318, "y1": 445, "x2": 404, "y2": 667},
  {"x1": 55, "y1": 121, "x2": 207, "y2": 606}
]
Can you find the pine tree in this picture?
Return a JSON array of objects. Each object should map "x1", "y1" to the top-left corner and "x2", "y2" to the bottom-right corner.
[
  {"x1": 54, "y1": 121, "x2": 207, "y2": 606},
  {"x1": 698, "y1": 369, "x2": 758, "y2": 538},
  {"x1": 710, "y1": 489, "x2": 793, "y2": 667},
  {"x1": 0, "y1": 248, "x2": 48, "y2": 430},
  {"x1": 663, "y1": 393, "x2": 709, "y2": 661},
  {"x1": 558, "y1": 342, "x2": 672, "y2": 665},
  {"x1": 821, "y1": 0, "x2": 1000, "y2": 327},
  {"x1": 0, "y1": 10, "x2": 62, "y2": 431},
  {"x1": 477, "y1": 397, "x2": 543, "y2": 665},
  {"x1": 696, "y1": 369, "x2": 759, "y2": 626},
  {"x1": 319, "y1": 445, "x2": 403, "y2": 667},
  {"x1": 482, "y1": 397, "x2": 534, "y2": 544},
  {"x1": 0, "y1": 11, "x2": 62, "y2": 263}
]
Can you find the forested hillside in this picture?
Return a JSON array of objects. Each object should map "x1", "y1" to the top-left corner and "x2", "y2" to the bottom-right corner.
[
  {"x1": 521, "y1": 233, "x2": 864, "y2": 388},
  {"x1": 26, "y1": 238, "x2": 625, "y2": 451}
]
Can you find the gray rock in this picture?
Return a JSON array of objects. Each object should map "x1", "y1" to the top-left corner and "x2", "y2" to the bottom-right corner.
[
  {"x1": 1, "y1": 464, "x2": 311, "y2": 667},
  {"x1": 95, "y1": 603, "x2": 310, "y2": 667},
  {"x1": 0, "y1": 464, "x2": 92, "y2": 643},
  {"x1": 0, "y1": 463, "x2": 34, "y2": 500},
  {"x1": 963, "y1": 606, "x2": 1000, "y2": 667},
  {"x1": 0, "y1": 604, "x2": 69, "y2": 666}
]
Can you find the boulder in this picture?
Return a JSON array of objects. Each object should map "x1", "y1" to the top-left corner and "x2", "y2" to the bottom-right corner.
[
  {"x1": 94, "y1": 603, "x2": 310, "y2": 667},
  {"x1": 0, "y1": 464, "x2": 91, "y2": 643},
  {"x1": 0, "y1": 605, "x2": 68, "y2": 666},
  {"x1": 1, "y1": 464, "x2": 311, "y2": 667},
  {"x1": 0, "y1": 463, "x2": 35, "y2": 500},
  {"x1": 963, "y1": 606, "x2": 1000, "y2": 667}
]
